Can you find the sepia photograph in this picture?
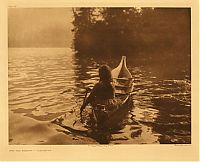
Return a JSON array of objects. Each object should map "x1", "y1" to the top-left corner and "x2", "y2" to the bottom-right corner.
[{"x1": 8, "y1": 7, "x2": 192, "y2": 145}]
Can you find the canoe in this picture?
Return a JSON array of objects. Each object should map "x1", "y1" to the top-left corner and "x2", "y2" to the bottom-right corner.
[
  {"x1": 89, "y1": 56, "x2": 134, "y2": 131},
  {"x1": 52, "y1": 56, "x2": 134, "y2": 144},
  {"x1": 112, "y1": 56, "x2": 133, "y2": 98}
]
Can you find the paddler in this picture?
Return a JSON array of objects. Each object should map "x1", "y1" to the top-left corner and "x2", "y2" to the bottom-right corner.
[{"x1": 80, "y1": 65, "x2": 116, "y2": 116}]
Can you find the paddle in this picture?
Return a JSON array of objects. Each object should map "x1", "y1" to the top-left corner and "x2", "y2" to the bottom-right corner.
[
  {"x1": 72, "y1": 88, "x2": 90, "y2": 126},
  {"x1": 116, "y1": 91, "x2": 137, "y2": 96},
  {"x1": 80, "y1": 88, "x2": 91, "y2": 121}
]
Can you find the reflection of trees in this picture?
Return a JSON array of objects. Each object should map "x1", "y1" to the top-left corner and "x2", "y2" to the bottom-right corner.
[
  {"x1": 152, "y1": 97, "x2": 191, "y2": 144},
  {"x1": 72, "y1": 53, "x2": 125, "y2": 96},
  {"x1": 73, "y1": 54, "x2": 99, "y2": 93},
  {"x1": 72, "y1": 7, "x2": 191, "y2": 66},
  {"x1": 150, "y1": 79, "x2": 191, "y2": 144},
  {"x1": 73, "y1": 54, "x2": 120, "y2": 85}
]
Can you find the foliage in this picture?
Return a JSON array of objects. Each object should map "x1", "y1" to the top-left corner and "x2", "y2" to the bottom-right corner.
[{"x1": 72, "y1": 7, "x2": 191, "y2": 65}]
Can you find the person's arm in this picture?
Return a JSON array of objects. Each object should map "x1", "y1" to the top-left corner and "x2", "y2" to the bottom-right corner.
[{"x1": 80, "y1": 84, "x2": 98, "y2": 114}]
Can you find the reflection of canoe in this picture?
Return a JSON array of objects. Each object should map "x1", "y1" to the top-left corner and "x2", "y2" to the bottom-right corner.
[{"x1": 90, "y1": 56, "x2": 134, "y2": 131}]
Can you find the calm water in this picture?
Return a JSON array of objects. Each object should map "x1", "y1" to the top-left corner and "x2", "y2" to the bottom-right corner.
[{"x1": 8, "y1": 48, "x2": 191, "y2": 144}]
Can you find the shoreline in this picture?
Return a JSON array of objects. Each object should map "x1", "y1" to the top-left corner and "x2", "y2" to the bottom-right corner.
[{"x1": 9, "y1": 111, "x2": 97, "y2": 145}]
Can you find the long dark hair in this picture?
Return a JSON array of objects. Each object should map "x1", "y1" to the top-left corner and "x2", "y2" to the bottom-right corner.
[{"x1": 99, "y1": 65, "x2": 112, "y2": 83}]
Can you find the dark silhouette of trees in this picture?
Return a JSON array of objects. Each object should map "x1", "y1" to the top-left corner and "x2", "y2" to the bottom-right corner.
[{"x1": 71, "y1": 7, "x2": 191, "y2": 65}]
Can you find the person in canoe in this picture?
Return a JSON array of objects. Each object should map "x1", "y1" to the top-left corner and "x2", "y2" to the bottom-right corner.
[{"x1": 80, "y1": 65, "x2": 116, "y2": 128}]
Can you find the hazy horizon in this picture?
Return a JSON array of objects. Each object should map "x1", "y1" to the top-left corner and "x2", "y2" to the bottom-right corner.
[{"x1": 8, "y1": 8, "x2": 73, "y2": 48}]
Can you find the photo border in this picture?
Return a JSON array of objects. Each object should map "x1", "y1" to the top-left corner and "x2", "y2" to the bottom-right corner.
[{"x1": 0, "y1": 0, "x2": 199, "y2": 161}]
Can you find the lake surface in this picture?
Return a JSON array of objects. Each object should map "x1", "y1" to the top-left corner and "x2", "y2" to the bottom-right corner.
[{"x1": 8, "y1": 48, "x2": 191, "y2": 144}]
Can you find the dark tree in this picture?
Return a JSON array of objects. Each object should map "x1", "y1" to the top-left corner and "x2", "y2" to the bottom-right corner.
[{"x1": 71, "y1": 7, "x2": 191, "y2": 66}]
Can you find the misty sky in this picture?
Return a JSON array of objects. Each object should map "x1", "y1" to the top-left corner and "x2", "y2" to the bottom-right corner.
[{"x1": 8, "y1": 8, "x2": 73, "y2": 47}]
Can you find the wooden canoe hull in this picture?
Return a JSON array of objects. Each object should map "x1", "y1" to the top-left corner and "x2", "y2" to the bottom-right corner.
[
  {"x1": 90, "y1": 85, "x2": 133, "y2": 131},
  {"x1": 89, "y1": 56, "x2": 134, "y2": 131},
  {"x1": 52, "y1": 56, "x2": 134, "y2": 144}
]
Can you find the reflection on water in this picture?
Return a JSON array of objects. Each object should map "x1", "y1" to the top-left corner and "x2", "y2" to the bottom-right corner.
[{"x1": 9, "y1": 48, "x2": 191, "y2": 144}]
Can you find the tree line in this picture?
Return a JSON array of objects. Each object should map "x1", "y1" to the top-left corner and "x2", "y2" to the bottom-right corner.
[{"x1": 71, "y1": 8, "x2": 190, "y2": 64}]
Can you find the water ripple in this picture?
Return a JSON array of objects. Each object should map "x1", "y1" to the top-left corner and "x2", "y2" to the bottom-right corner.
[{"x1": 9, "y1": 48, "x2": 191, "y2": 144}]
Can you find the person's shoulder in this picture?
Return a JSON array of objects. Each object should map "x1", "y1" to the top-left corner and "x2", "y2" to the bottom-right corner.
[
  {"x1": 93, "y1": 82, "x2": 102, "y2": 89},
  {"x1": 90, "y1": 82, "x2": 102, "y2": 93}
]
